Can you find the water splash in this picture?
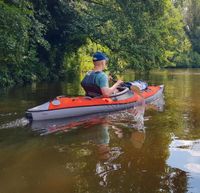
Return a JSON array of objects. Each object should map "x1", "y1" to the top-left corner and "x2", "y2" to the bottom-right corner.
[
  {"x1": 0, "y1": 117, "x2": 30, "y2": 129},
  {"x1": 108, "y1": 105, "x2": 145, "y2": 131}
]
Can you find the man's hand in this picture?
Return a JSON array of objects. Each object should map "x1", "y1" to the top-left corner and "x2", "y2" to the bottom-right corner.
[
  {"x1": 115, "y1": 80, "x2": 123, "y2": 87},
  {"x1": 101, "y1": 79, "x2": 123, "y2": 97}
]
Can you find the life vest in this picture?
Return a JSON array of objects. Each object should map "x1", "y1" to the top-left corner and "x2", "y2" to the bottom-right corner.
[{"x1": 81, "y1": 71, "x2": 103, "y2": 97}]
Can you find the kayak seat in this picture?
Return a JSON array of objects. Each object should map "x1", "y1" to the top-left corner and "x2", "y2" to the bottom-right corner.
[{"x1": 110, "y1": 87, "x2": 134, "y2": 101}]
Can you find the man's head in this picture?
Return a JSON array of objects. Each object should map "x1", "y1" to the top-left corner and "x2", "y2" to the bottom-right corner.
[
  {"x1": 93, "y1": 52, "x2": 108, "y2": 62},
  {"x1": 93, "y1": 52, "x2": 108, "y2": 69}
]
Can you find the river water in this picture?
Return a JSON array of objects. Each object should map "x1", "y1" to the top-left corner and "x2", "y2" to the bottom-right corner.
[{"x1": 0, "y1": 69, "x2": 200, "y2": 193}]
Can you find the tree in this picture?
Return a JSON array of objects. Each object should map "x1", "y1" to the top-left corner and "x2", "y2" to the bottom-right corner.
[
  {"x1": 184, "y1": 0, "x2": 200, "y2": 53},
  {"x1": 74, "y1": 0, "x2": 190, "y2": 72},
  {"x1": 30, "y1": 0, "x2": 87, "y2": 79}
]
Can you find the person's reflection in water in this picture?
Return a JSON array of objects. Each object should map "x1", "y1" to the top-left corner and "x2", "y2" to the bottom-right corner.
[
  {"x1": 94, "y1": 124, "x2": 123, "y2": 187},
  {"x1": 94, "y1": 124, "x2": 110, "y2": 161},
  {"x1": 130, "y1": 130, "x2": 146, "y2": 149},
  {"x1": 95, "y1": 102, "x2": 147, "y2": 186}
]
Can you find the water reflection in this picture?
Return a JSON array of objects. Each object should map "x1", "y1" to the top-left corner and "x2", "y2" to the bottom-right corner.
[
  {"x1": 30, "y1": 104, "x2": 142, "y2": 188},
  {"x1": 130, "y1": 130, "x2": 145, "y2": 149},
  {"x1": 94, "y1": 121, "x2": 125, "y2": 187},
  {"x1": 30, "y1": 95, "x2": 165, "y2": 189},
  {"x1": 94, "y1": 102, "x2": 152, "y2": 186},
  {"x1": 94, "y1": 97, "x2": 165, "y2": 187},
  {"x1": 167, "y1": 138, "x2": 200, "y2": 192},
  {"x1": 31, "y1": 113, "x2": 108, "y2": 135},
  {"x1": 94, "y1": 94, "x2": 166, "y2": 191}
]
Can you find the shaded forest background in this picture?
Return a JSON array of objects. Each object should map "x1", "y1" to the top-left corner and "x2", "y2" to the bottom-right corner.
[{"x1": 0, "y1": 0, "x2": 200, "y2": 87}]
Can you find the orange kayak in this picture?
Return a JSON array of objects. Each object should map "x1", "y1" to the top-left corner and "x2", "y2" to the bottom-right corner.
[{"x1": 26, "y1": 85, "x2": 164, "y2": 121}]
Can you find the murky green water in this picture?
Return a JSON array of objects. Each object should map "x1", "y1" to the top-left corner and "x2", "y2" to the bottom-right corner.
[{"x1": 0, "y1": 69, "x2": 200, "y2": 193}]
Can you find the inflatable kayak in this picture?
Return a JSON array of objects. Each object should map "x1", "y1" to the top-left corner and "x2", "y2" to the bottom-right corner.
[{"x1": 26, "y1": 85, "x2": 164, "y2": 121}]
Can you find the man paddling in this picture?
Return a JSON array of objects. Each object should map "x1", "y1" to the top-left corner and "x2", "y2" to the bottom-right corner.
[{"x1": 81, "y1": 52, "x2": 123, "y2": 97}]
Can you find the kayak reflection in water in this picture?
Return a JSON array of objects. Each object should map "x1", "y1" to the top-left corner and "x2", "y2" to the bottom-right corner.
[{"x1": 31, "y1": 113, "x2": 107, "y2": 135}]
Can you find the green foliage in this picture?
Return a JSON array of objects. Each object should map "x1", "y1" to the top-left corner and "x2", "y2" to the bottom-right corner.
[
  {"x1": 0, "y1": 1, "x2": 30, "y2": 86},
  {"x1": 173, "y1": 51, "x2": 200, "y2": 68},
  {"x1": 0, "y1": 1, "x2": 29, "y2": 66},
  {"x1": 184, "y1": 0, "x2": 200, "y2": 53},
  {"x1": 75, "y1": 0, "x2": 191, "y2": 71},
  {"x1": 173, "y1": 0, "x2": 200, "y2": 68},
  {"x1": 0, "y1": 0, "x2": 84, "y2": 87},
  {"x1": 29, "y1": 0, "x2": 86, "y2": 79},
  {"x1": 63, "y1": 38, "x2": 110, "y2": 75},
  {"x1": 0, "y1": 0, "x2": 49, "y2": 87},
  {"x1": 189, "y1": 51, "x2": 200, "y2": 67},
  {"x1": 1, "y1": 0, "x2": 199, "y2": 88}
]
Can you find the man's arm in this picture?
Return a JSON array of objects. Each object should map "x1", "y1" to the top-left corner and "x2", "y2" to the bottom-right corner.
[{"x1": 101, "y1": 80, "x2": 123, "y2": 97}]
